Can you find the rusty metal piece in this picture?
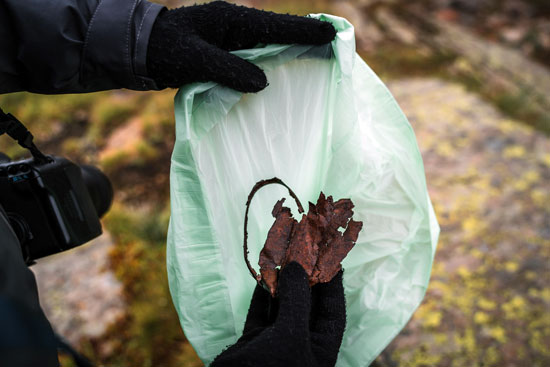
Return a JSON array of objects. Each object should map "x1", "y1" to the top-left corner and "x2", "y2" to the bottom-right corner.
[
  {"x1": 245, "y1": 179, "x2": 363, "y2": 297},
  {"x1": 259, "y1": 199, "x2": 297, "y2": 296},
  {"x1": 243, "y1": 178, "x2": 304, "y2": 288}
]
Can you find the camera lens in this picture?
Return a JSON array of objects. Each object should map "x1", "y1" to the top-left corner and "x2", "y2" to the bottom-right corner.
[
  {"x1": 7, "y1": 213, "x2": 32, "y2": 245},
  {"x1": 79, "y1": 165, "x2": 113, "y2": 218}
]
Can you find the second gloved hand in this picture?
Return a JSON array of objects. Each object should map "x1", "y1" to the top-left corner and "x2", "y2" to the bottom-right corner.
[
  {"x1": 146, "y1": 1, "x2": 336, "y2": 93},
  {"x1": 211, "y1": 262, "x2": 346, "y2": 367}
]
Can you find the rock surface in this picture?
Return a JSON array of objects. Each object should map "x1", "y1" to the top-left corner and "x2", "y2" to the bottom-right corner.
[
  {"x1": 380, "y1": 78, "x2": 550, "y2": 366},
  {"x1": 31, "y1": 233, "x2": 125, "y2": 345}
]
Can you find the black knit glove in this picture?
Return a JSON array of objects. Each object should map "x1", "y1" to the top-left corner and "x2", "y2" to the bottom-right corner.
[
  {"x1": 211, "y1": 262, "x2": 346, "y2": 367},
  {"x1": 146, "y1": 1, "x2": 336, "y2": 93}
]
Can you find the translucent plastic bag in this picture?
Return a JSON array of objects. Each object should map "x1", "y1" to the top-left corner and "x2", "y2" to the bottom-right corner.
[{"x1": 167, "y1": 14, "x2": 439, "y2": 367}]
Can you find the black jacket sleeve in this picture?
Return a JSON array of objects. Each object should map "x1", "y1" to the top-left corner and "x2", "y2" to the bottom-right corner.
[
  {"x1": 0, "y1": 205, "x2": 60, "y2": 367},
  {"x1": 0, "y1": 0, "x2": 164, "y2": 94}
]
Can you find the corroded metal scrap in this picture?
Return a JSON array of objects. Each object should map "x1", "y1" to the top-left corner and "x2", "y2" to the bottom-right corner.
[
  {"x1": 282, "y1": 202, "x2": 323, "y2": 281},
  {"x1": 244, "y1": 178, "x2": 363, "y2": 297},
  {"x1": 310, "y1": 194, "x2": 363, "y2": 284},
  {"x1": 243, "y1": 178, "x2": 304, "y2": 290},
  {"x1": 258, "y1": 199, "x2": 297, "y2": 296}
]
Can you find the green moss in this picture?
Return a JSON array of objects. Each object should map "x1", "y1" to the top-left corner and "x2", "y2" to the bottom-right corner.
[
  {"x1": 254, "y1": 0, "x2": 330, "y2": 15},
  {"x1": 142, "y1": 90, "x2": 176, "y2": 144},
  {"x1": 89, "y1": 97, "x2": 137, "y2": 141},
  {"x1": 1, "y1": 92, "x2": 99, "y2": 124},
  {"x1": 494, "y1": 92, "x2": 550, "y2": 135},
  {"x1": 361, "y1": 43, "x2": 550, "y2": 136},
  {"x1": 84, "y1": 204, "x2": 203, "y2": 367},
  {"x1": 360, "y1": 44, "x2": 457, "y2": 80}
]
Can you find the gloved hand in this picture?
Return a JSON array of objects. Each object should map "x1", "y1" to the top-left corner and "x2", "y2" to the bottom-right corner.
[
  {"x1": 146, "y1": 1, "x2": 336, "y2": 93},
  {"x1": 211, "y1": 262, "x2": 346, "y2": 367}
]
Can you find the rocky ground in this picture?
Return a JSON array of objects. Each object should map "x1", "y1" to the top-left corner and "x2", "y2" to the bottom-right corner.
[
  {"x1": 31, "y1": 234, "x2": 125, "y2": 346},
  {"x1": 381, "y1": 78, "x2": 549, "y2": 366}
]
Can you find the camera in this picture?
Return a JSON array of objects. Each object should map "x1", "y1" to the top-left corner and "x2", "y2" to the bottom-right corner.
[
  {"x1": 1, "y1": 108, "x2": 113, "y2": 264},
  {"x1": 0, "y1": 153, "x2": 113, "y2": 263}
]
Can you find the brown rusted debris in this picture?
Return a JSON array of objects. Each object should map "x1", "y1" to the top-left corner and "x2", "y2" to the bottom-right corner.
[
  {"x1": 243, "y1": 178, "x2": 304, "y2": 286},
  {"x1": 282, "y1": 205, "x2": 323, "y2": 280},
  {"x1": 244, "y1": 178, "x2": 363, "y2": 297},
  {"x1": 259, "y1": 199, "x2": 297, "y2": 296},
  {"x1": 312, "y1": 218, "x2": 363, "y2": 284}
]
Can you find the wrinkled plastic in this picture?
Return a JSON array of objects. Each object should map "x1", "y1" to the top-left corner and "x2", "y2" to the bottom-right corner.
[{"x1": 167, "y1": 14, "x2": 439, "y2": 367}]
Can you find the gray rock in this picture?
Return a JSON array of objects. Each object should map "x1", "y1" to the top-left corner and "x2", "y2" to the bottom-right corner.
[{"x1": 31, "y1": 233, "x2": 125, "y2": 345}]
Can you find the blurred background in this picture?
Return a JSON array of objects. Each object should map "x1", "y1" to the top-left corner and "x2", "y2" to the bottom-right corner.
[{"x1": 1, "y1": 0, "x2": 548, "y2": 366}]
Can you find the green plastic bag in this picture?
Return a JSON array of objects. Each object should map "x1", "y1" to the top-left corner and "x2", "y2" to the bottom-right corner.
[{"x1": 167, "y1": 14, "x2": 439, "y2": 367}]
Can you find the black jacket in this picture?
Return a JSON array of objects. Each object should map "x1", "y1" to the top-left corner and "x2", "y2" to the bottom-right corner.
[
  {"x1": 0, "y1": 205, "x2": 61, "y2": 366},
  {"x1": 0, "y1": 0, "x2": 164, "y2": 94},
  {"x1": 0, "y1": 1, "x2": 165, "y2": 365}
]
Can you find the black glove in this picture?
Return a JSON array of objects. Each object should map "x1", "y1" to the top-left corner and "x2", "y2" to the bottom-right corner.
[
  {"x1": 146, "y1": 1, "x2": 336, "y2": 93},
  {"x1": 211, "y1": 262, "x2": 346, "y2": 367}
]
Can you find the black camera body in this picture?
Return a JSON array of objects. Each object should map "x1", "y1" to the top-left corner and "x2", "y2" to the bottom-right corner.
[
  {"x1": 0, "y1": 107, "x2": 113, "y2": 263},
  {"x1": 0, "y1": 155, "x2": 112, "y2": 263}
]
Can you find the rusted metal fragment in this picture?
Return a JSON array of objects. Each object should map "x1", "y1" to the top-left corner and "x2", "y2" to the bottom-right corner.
[
  {"x1": 282, "y1": 208, "x2": 323, "y2": 280},
  {"x1": 316, "y1": 193, "x2": 354, "y2": 235},
  {"x1": 259, "y1": 268, "x2": 279, "y2": 297},
  {"x1": 312, "y1": 219, "x2": 363, "y2": 284},
  {"x1": 259, "y1": 199, "x2": 296, "y2": 296},
  {"x1": 243, "y1": 177, "x2": 304, "y2": 285},
  {"x1": 310, "y1": 193, "x2": 363, "y2": 284},
  {"x1": 246, "y1": 178, "x2": 363, "y2": 297}
]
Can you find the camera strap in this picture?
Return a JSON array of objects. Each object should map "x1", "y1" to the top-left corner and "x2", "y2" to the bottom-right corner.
[{"x1": 0, "y1": 107, "x2": 50, "y2": 164}]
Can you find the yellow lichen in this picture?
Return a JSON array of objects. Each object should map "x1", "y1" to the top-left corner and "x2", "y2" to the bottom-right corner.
[
  {"x1": 504, "y1": 261, "x2": 519, "y2": 272},
  {"x1": 424, "y1": 311, "x2": 443, "y2": 328},
  {"x1": 488, "y1": 326, "x2": 507, "y2": 343},
  {"x1": 478, "y1": 298, "x2": 497, "y2": 311},
  {"x1": 474, "y1": 311, "x2": 490, "y2": 324},
  {"x1": 503, "y1": 145, "x2": 527, "y2": 158}
]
